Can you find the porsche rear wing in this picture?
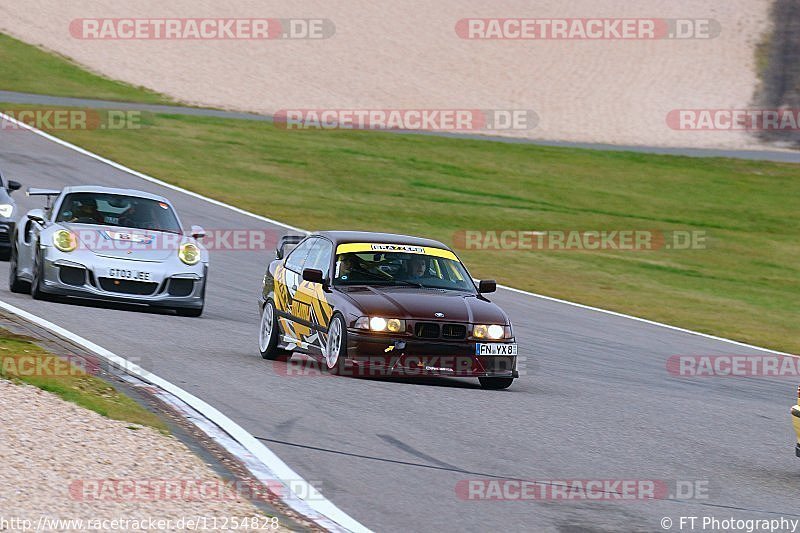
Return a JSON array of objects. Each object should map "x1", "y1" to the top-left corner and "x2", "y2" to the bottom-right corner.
[
  {"x1": 27, "y1": 188, "x2": 61, "y2": 211},
  {"x1": 276, "y1": 234, "x2": 306, "y2": 259}
]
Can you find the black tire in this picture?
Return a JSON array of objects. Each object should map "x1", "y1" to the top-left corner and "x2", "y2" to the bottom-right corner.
[
  {"x1": 479, "y1": 377, "x2": 514, "y2": 390},
  {"x1": 258, "y1": 300, "x2": 292, "y2": 360},
  {"x1": 323, "y1": 313, "x2": 349, "y2": 375},
  {"x1": 8, "y1": 243, "x2": 30, "y2": 294},
  {"x1": 176, "y1": 306, "x2": 203, "y2": 317},
  {"x1": 30, "y1": 248, "x2": 48, "y2": 301}
]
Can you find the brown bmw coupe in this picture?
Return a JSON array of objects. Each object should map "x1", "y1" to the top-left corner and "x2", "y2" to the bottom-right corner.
[{"x1": 258, "y1": 231, "x2": 518, "y2": 389}]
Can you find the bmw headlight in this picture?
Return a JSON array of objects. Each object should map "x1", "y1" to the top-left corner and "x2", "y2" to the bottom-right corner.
[
  {"x1": 355, "y1": 316, "x2": 406, "y2": 333},
  {"x1": 0, "y1": 204, "x2": 13, "y2": 218},
  {"x1": 53, "y1": 229, "x2": 77, "y2": 252},
  {"x1": 178, "y1": 242, "x2": 201, "y2": 265},
  {"x1": 473, "y1": 324, "x2": 508, "y2": 340}
]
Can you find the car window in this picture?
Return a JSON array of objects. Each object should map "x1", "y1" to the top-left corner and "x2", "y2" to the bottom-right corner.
[
  {"x1": 334, "y1": 251, "x2": 475, "y2": 291},
  {"x1": 55, "y1": 192, "x2": 181, "y2": 233},
  {"x1": 305, "y1": 239, "x2": 333, "y2": 276},
  {"x1": 285, "y1": 238, "x2": 316, "y2": 273}
]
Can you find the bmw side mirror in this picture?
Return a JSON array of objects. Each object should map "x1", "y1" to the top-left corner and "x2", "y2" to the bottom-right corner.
[
  {"x1": 7, "y1": 180, "x2": 21, "y2": 192},
  {"x1": 478, "y1": 279, "x2": 497, "y2": 294},
  {"x1": 190, "y1": 225, "x2": 206, "y2": 239},
  {"x1": 302, "y1": 268, "x2": 325, "y2": 285}
]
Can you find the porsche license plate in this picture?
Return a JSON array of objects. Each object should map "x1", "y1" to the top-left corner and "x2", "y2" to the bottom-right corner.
[
  {"x1": 476, "y1": 343, "x2": 517, "y2": 356},
  {"x1": 107, "y1": 268, "x2": 152, "y2": 282}
]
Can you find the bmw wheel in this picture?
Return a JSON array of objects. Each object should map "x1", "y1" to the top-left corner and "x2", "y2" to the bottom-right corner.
[
  {"x1": 259, "y1": 300, "x2": 291, "y2": 360},
  {"x1": 323, "y1": 313, "x2": 348, "y2": 374},
  {"x1": 478, "y1": 377, "x2": 514, "y2": 390}
]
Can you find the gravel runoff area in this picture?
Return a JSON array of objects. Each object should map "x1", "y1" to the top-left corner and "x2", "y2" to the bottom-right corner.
[
  {"x1": 0, "y1": 0, "x2": 772, "y2": 150},
  {"x1": 0, "y1": 379, "x2": 288, "y2": 532}
]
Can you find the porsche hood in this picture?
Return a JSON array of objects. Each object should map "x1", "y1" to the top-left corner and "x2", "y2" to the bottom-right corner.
[{"x1": 61, "y1": 223, "x2": 188, "y2": 262}]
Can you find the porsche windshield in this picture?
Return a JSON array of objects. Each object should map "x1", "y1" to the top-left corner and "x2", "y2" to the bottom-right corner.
[
  {"x1": 334, "y1": 251, "x2": 475, "y2": 291},
  {"x1": 55, "y1": 193, "x2": 181, "y2": 234}
]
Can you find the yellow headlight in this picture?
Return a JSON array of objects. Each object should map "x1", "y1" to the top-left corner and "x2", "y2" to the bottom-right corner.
[
  {"x1": 368, "y1": 317, "x2": 405, "y2": 333},
  {"x1": 53, "y1": 230, "x2": 77, "y2": 252},
  {"x1": 473, "y1": 325, "x2": 488, "y2": 339},
  {"x1": 179, "y1": 242, "x2": 201, "y2": 265},
  {"x1": 387, "y1": 319, "x2": 403, "y2": 333}
]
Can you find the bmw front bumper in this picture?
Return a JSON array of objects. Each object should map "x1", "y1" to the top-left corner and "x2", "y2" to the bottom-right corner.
[{"x1": 345, "y1": 330, "x2": 518, "y2": 378}]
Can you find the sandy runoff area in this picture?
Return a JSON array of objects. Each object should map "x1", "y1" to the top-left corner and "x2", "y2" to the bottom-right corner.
[{"x1": 0, "y1": 0, "x2": 772, "y2": 149}]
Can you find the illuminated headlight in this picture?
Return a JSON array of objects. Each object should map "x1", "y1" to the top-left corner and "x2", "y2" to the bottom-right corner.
[
  {"x1": 178, "y1": 242, "x2": 201, "y2": 265},
  {"x1": 355, "y1": 316, "x2": 406, "y2": 333},
  {"x1": 0, "y1": 204, "x2": 13, "y2": 218},
  {"x1": 53, "y1": 229, "x2": 77, "y2": 252},
  {"x1": 473, "y1": 324, "x2": 507, "y2": 340}
]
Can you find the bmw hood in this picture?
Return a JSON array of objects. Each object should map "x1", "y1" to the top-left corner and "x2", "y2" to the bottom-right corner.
[
  {"x1": 62, "y1": 223, "x2": 187, "y2": 262},
  {"x1": 338, "y1": 286, "x2": 508, "y2": 325}
]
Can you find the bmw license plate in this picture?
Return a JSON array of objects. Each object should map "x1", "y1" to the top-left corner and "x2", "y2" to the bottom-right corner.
[
  {"x1": 107, "y1": 268, "x2": 152, "y2": 282},
  {"x1": 476, "y1": 343, "x2": 517, "y2": 356}
]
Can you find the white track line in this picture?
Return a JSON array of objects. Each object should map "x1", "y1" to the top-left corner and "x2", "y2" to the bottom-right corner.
[
  {"x1": 0, "y1": 299, "x2": 369, "y2": 533},
  {"x1": 0, "y1": 110, "x2": 788, "y2": 357}
]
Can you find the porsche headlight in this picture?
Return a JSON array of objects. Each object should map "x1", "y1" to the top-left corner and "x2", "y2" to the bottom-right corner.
[
  {"x1": 473, "y1": 324, "x2": 507, "y2": 340},
  {"x1": 53, "y1": 229, "x2": 77, "y2": 252},
  {"x1": 0, "y1": 204, "x2": 13, "y2": 218},
  {"x1": 355, "y1": 316, "x2": 406, "y2": 333},
  {"x1": 178, "y1": 242, "x2": 201, "y2": 265}
]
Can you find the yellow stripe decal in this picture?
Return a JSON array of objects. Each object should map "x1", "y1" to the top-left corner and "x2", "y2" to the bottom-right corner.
[{"x1": 336, "y1": 242, "x2": 458, "y2": 261}]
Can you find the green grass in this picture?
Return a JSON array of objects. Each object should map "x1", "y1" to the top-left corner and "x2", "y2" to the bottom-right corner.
[
  {"x1": 0, "y1": 33, "x2": 170, "y2": 103},
  {"x1": 0, "y1": 32, "x2": 797, "y2": 353},
  {"x1": 0, "y1": 329, "x2": 167, "y2": 432}
]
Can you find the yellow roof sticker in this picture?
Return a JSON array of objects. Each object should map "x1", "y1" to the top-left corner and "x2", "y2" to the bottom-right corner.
[{"x1": 336, "y1": 242, "x2": 458, "y2": 260}]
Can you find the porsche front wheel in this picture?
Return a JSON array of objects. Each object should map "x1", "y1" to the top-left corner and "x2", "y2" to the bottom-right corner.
[{"x1": 479, "y1": 377, "x2": 514, "y2": 390}]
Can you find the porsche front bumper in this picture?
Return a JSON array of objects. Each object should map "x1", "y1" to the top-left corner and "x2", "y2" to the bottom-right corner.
[{"x1": 39, "y1": 251, "x2": 205, "y2": 310}]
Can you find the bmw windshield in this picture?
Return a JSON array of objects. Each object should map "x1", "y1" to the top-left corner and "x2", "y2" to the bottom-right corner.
[
  {"x1": 55, "y1": 193, "x2": 181, "y2": 234},
  {"x1": 333, "y1": 251, "x2": 475, "y2": 292}
]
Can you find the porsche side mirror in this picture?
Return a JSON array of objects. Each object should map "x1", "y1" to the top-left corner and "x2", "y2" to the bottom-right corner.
[
  {"x1": 190, "y1": 225, "x2": 206, "y2": 239},
  {"x1": 7, "y1": 180, "x2": 21, "y2": 192},
  {"x1": 302, "y1": 268, "x2": 325, "y2": 285},
  {"x1": 478, "y1": 279, "x2": 497, "y2": 294},
  {"x1": 27, "y1": 211, "x2": 46, "y2": 225}
]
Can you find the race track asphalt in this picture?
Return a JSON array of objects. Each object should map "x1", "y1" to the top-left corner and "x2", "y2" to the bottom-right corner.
[{"x1": 0, "y1": 125, "x2": 798, "y2": 532}]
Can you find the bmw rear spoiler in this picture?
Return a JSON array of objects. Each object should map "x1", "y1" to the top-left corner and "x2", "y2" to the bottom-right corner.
[
  {"x1": 276, "y1": 234, "x2": 306, "y2": 259},
  {"x1": 27, "y1": 188, "x2": 61, "y2": 211}
]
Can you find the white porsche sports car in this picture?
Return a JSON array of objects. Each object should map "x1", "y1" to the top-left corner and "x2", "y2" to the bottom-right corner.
[{"x1": 9, "y1": 185, "x2": 208, "y2": 316}]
